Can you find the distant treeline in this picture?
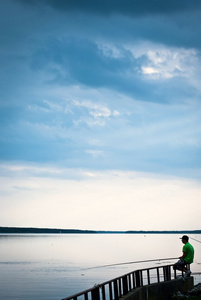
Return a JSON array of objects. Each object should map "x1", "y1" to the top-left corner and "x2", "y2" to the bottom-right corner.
[
  {"x1": 125, "y1": 230, "x2": 201, "y2": 234},
  {"x1": 0, "y1": 227, "x2": 201, "y2": 234},
  {"x1": 0, "y1": 227, "x2": 96, "y2": 234}
]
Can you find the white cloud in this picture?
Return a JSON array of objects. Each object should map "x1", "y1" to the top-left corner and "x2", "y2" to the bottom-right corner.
[
  {"x1": 72, "y1": 99, "x2": 111, "y2": 117},
  {"x1": 141, "y1": 67, "x2": 159, "y2": 75},
  {"x1": 0, "y1": 163, "x2": 64, "y2": 177},
  {"x1": 0, "y1": 165, "x2": 201, "y2": 230},
  {"x1": 126, "y1": 42, "x2": 199, "y2": 80},
  {"x1": 143, "y1": 48, "x2": 197, "y2": 79},
  {"x1": 68, "y1": 99, "x2": 121, "y2": 127},
  {"x1": 113, "y1": 110, "x2": 120, "y2": 116},
  {"x1": 97, "y1": 43, "x2": 124, "y2": 59}
]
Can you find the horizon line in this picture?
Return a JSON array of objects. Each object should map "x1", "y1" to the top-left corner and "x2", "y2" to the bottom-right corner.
[{"x1": 0, "y1": 226, "x2": 201, "y2": 234}]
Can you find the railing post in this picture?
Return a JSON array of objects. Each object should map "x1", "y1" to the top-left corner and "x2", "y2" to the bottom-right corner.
[
  {"x1": 91, "y1": 287, "x2": 100, "y2": 300},
  {"x1": 118, "y1": 278, "x2": 122, "y2": 296},
  {"x1": 109, "y1": 282, "x2": 113, "y2": 300},
  {"x1": 167, "y1": 265, "x2": 171, "y2": 281},
  {"x1": 132, "y1": 272, "x2": 135, "y2": 289},
  {"x1": 147, "y1": 269, "x2": 150, "y2": 285},
  {"x1": 128, "y1": 274, "x2": 132, "y2": 291},
  {"x1": 135, "y1": 270, "x2": 141, "y2": 287},
  {"x1": 163, "y1": 266, "x2": 171, "y2": 281},
  {"x1": 163, "y1": 266, "x2": 167, "y2": 281},
  {"x1": 140, "y1": 271, "x2": 143, "y2": 286},
  {"x1": 157, "y1": 267, "x2": 160, "y2": 282},
  {"x1": 101, "y1": 285, "x2": 106, "y2": 300},
  {"x1": 84, "y1": 293, "x2": 88, "y2": 300},
  {"x1": 122, "y1": 275, "x2": 128, "y2": 295},
  {"x1": 113, "y1": 280, "x2": 119, "y2": 300}
]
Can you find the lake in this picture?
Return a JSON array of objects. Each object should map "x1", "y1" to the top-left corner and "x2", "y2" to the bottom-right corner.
[{"x1": 0, "y1": 233, "x2": 201, "y2": 300}]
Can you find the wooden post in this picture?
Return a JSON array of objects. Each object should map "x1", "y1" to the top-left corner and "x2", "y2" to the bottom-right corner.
[
  {"x1": 91, "y1": 287, "x2": 100, "y2": 300},
  {"x1": 122, "y1": 275, "x2": 128, "y2": 295}
]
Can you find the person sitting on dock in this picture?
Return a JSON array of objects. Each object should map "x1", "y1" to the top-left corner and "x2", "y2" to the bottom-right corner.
[{"x1": 173, "y1": 235, "x2": 194, "y2": 277}]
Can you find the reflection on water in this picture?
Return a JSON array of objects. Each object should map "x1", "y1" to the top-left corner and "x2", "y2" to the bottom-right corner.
[{"x1": 0, "y1": 234, "x2": 201, "y2": 300}]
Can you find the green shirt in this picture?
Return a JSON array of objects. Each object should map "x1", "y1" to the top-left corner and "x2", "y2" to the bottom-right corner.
[{"x1": 183, "y1": 242, "x2": 194, "y2": 264}]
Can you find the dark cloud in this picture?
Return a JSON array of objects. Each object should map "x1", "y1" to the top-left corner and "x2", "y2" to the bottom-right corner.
[
  {"x1": 1, "y1": 0, "x2": 201, "y2": 55},
  {"x1": 17, "y1": 0, "x2": 201, "y2": 16},
  {"x1": 29, "y1": 37, "x2": 144, "y2": 91},
  {"x1": 28, "y1": 37, "x2": 198, "y2": 103},
  {"x1": 30, "y1": 38, "x2": 131, "y2": 74}
]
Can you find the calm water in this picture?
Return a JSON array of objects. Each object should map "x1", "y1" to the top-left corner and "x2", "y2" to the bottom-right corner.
[{"x1": 0, "y1": 234, "x2": 201, "y2": 300}]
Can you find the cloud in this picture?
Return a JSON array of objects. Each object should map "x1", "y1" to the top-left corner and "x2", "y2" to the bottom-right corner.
[
  {"x1": 25, "y1": 37, "x2": 200, "y2": 104},
  {"x1": 28, "y1": 38, "x2": 142, "y2": 94},
  {"x1": 70, "y1": 99, "x2": 120, "y2": 127},
  {"x1": 1, "y1": 165, "x2": 201, "y2": 230},
  {"x1": 141, "y1": 48, "x2": 198, "y2": 80},
  {"x1": 72, "y1": 100, "x2": 112, "y2": 118},
  {"x1": 1, "y1": 1, "x2": 201, "y2": 110},
  {"x1": 11, "y1": 0, "x2": 201, "y2": 51},
  {"x1": 17, "y1": 0, "x2": 201, "y2": 17},
  {"x1": 1, "y1": 82, "x2": 200, "y2": 177}
]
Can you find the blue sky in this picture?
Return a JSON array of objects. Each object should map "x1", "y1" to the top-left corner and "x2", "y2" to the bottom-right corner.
[{"x1": 0, "y1": 0, "x2": 201, "y2": 230}]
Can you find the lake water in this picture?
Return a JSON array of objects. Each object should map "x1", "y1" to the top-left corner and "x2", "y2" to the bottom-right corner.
[{"x1": 0, "y1": 233, "x2": 201, "y2": 300}]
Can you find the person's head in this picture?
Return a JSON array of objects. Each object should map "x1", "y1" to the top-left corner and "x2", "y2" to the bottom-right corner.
[{"x1": 180, "y1": 235, "x2": 189, "y2": 244}]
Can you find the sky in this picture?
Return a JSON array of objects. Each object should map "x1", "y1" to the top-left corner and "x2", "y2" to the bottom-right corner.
[{"x1": 0, "y1": 0, "x2": 201, "y2": 231}]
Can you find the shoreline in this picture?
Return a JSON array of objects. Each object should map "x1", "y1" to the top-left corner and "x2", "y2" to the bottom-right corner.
[{"x1": 1, "y1": 226, "x2": 201, "y2": 234}]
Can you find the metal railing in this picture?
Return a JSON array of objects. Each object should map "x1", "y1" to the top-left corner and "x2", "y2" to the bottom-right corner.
[{"x1": 62, "y1": 264, "x2": 180, "y2": 300}]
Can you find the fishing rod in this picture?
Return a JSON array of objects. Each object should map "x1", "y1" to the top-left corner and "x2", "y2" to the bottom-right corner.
[
  {"x1": 190, "y1": 237, "x2": 201, "y2": 244},
  {"x1": 82, "y1": 236, "x2": 201, "y2": 271},
  {"x1": 82, "y1": 257, "x2": 178, "y2": 270}
]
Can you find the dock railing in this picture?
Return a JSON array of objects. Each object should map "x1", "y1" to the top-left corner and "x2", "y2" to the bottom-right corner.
[{"x1": 62, "y1": 264, "x2": 181, "y2": 300}]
